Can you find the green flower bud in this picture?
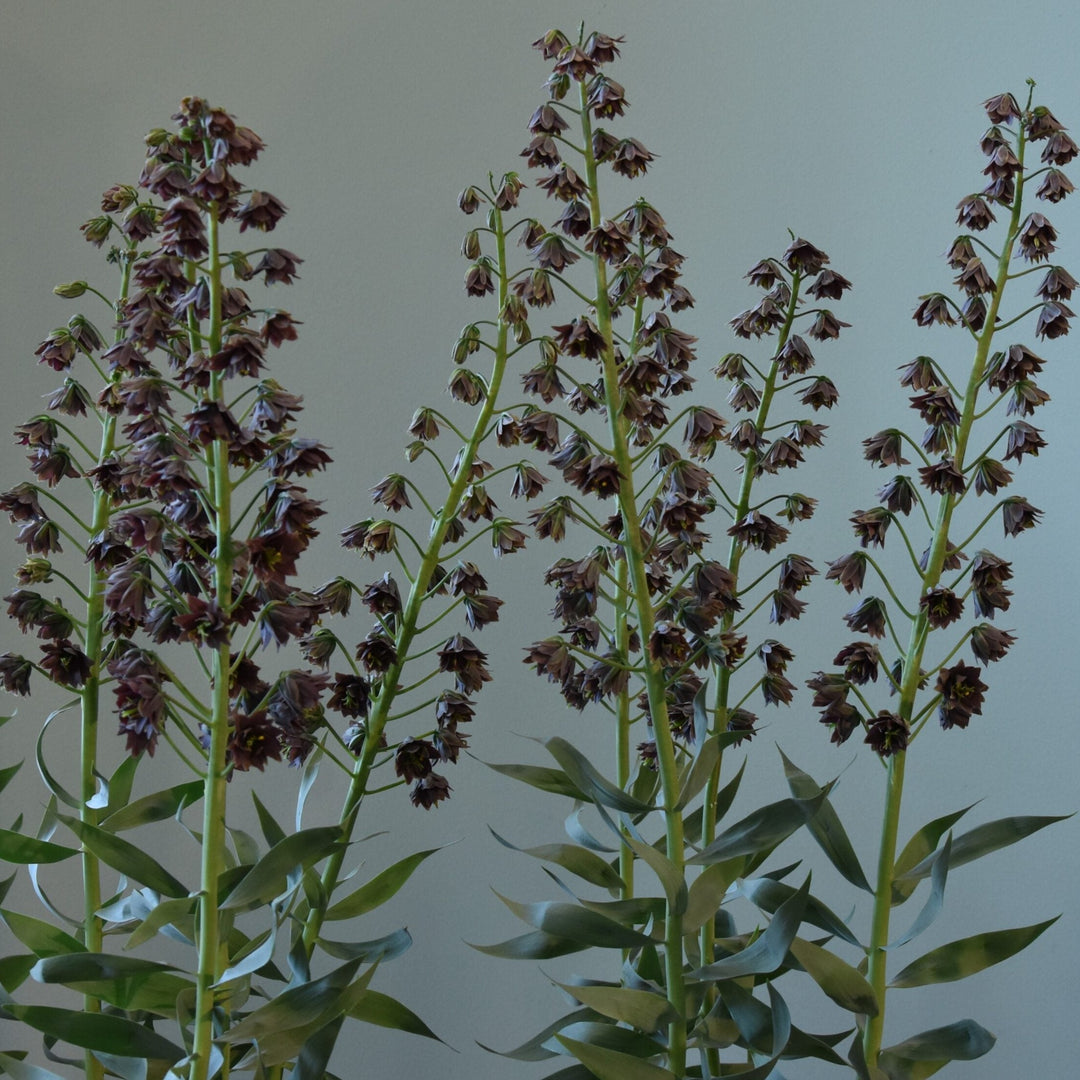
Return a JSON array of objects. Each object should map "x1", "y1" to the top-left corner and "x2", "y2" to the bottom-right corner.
[{"x1": 53, "y1": 281, "x2": 88, "y2": 299}]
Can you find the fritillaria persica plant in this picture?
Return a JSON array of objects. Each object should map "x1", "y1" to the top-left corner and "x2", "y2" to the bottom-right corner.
[{"x1": 0, "y1": 28, "x2": 1072, "y2": 1080}]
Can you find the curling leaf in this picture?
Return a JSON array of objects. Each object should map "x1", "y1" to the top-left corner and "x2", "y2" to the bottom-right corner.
[
  {"x1": 690, "y1": 790, "x2": 825, "y2": 866},
  {"x1": 878, "y1": 1018, "x2": 995, "y2": 1079},
  {"x1": 489, "y1": 829, "x2": 622, "y2": 893},
  {"x1": 888, "y1": 835, "x2": 949, "y2": 949},
  {"x1": 347, "y1": 990, "x2": 445, "y2": 1042},
  {"x1": 788, "y1": 937, "x2": 878, "y2": 1015},
  {"x1": 468, "y1": 930, "x2": 586, "y2": 960},
  {"x1": 554, "y1": 982, "x2": 677, "y2": 1033},
  {"x1": 891, "y1": 804, "x2": 974, "y2": 905}
]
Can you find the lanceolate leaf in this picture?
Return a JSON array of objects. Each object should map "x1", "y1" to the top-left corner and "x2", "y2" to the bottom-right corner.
[
  {"x1": 737, "y1": 876, "x2": 862, "y2": 948},
  {"x1": 323, "y1": 847, "x2": 440, "y2": 921},
  {"x1": 99, "y1": 781, "x2": 203, "y2": 833},
  {"x1": 555, "y1": 1035, "x2": 675, "y2": 1080},
  {"x1": 34, "y1": 705, "x2": 80, "y2": 809},
  {"x1": 778, "y1": 749, "x2": 871, "y2": 892},
  {"x1": 683, "y1": 861, "x2": 736, "y2": 934},
  {"x1": 468, "y1": 930, "x2": 587, "y2": 960},
  {"x1": 889, "y1": 917, "x2": 1059, "y2": 988},
  {"x1": 251, "y1": 791, "x2": 287, "y2": 849},
  {"x1": 622, "y1": 835, "x2": 687, "y2": 915},
  {"x1": 482, "y1": 760, "x2": 589, "y2": 801},
  {"x1": 888, "y1": 835, "x2": 950, "y2": 950},
  {"x1": 0, "y1": 830, "x2": 77, "y2": 865},
  {"x1": 489, "y1": 829, "x2": 623, "y2": 893},
  {"x1": 878, "y1": 1018, "x2": 996, "y2": 1079},
  {"x1": 895, "y1": 815, "x2": 1071, "y2": 890},
  {"x1": 55, "y1": 815, "x2": 187, "y2": 897},
  {"x1": 317, "y1": 927, "x2": 412, "y2": 962},
  {"x1": 891, "y1": 804, "x2": 974, "y2": 905},
  {"x1": 121, "y1": 895, "x2": 197, "y2": 950},
  {"x1": 787, "y1": 937, "x2": 878, "y2": 1016},
  {"x1": 4, "y1": 1004, "x2": 184, "y2": 1060},
  {"x1": 674, "y1": 734, "x2": 728, "y2": 810},
  {"x1": 32, "y1": 952, "x2": 192, "y2": 1015},
  {"x1": 714, "y1": 757, "x2": 747, "y2": 825},
  {"x1": 221, "y1": 826, "x2": 344, "y2": 911},
  {"x1": 689, "y1": 791, "x2": 825, "y2": 866},
  {"x1": 478, "y1": 1007, "x2": 595, "y2": 1062},
  {"x1": 545, "y1": 738, "x2": 653, "y2": 814},
  {"x1": 554, "y1": 982, "x2": 677, "y2": 1033},
  {"x1": 695, "y1": 879, "x2": 809, "y2": 979},
  {"x1": 0, "y1": 761, "x2": 22, "y2": 799},
  {"x1": 347, "y1": 989, "x2": 446, "y2": 1042},
  {"x1": 552, "y1": 1022, "x2": 666, "y2": 1059},
  {"x1": 0, "y1": 909, "x2": 84, "y2": 957},
  {"x1": 492, "y1": 893, "x2": 656, "y2": 949},
  {"x1": 215, "y1": 927, "x2": 276, "y2": 986}
]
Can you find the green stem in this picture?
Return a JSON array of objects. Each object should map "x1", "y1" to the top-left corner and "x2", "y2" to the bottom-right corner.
[
  {"x1": 300, "y1": 201, "x2": 514, "y2": 957},
  {"x1": 862, "y1": 121, "x2": 1027, "y2": 1070},
  {"x1": 577, "y1": 79, "x2": 687, "y2": 1075},
  {"x1": 77, "y1": 253, "x2": 133, "y2": 1080},
  {"x1": 190, "y1": 203, "x2": 233, "y2": 1080}
]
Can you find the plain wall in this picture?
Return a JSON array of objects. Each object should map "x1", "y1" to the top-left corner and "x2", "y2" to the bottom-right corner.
[{"x1": 0, "y1": 2, "x2": 1077, "y2": 1077}]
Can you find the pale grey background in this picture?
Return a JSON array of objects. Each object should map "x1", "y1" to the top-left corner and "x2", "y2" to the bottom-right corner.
[{"x1": 0, "y1": 1, "x2": 1077, "y2": 1077}]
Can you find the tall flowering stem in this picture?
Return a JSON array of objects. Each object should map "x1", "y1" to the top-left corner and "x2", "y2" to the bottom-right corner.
[
  {"x1": 808, "y1": 87, "x2": 1075, "y2": 1073},
  {"x1": 299, "y1": 184, "x2": 523, "y2": 955}
]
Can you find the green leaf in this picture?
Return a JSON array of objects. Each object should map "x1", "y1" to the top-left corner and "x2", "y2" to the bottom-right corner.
[
  {"x1": 890, "y1": 917, "x2": 1059, "y2": 988},
  {"x1": 0, "y1": 762, "x2": 22, "y2": 799},
  {"x1": 684, "y1": 861, "x2": 736, "y2": 934},
  {"x1": 879, "y1": 1018, "x2": 995, "y2": 1079},
  {"x1": 788, "y1": 937, "x2": 878, "y2": 1015},
  {"x1": 101, "y1": 754, "x2": 139, "y2": 820},
  {"x1": 713, "y1": 758, "x2": 746, "y2": 824},
  {"x1": 323, "y1": 846, "x2": 438, "y2": 921},
  {"x1": 0, "y1": 909, "x2": 84, "y2": 957},
  {"x1": 99, "y1": 781, "x2": 203, "y2": 833},
  {"x1": 290, "y1": 1011, "x2": 344, "y2": 1080},
  {"x1": 545, "y1": 738, "x2": 653, "y2": 813},
  {"x1": 215, "y1": 927, "x2": 275, "y2": 986},
  {"x1": 347, "y1": 989, "x2": 445, "y2": 1042},
  {"x1": 623, "y1": 835, "x2": 686, "y2": 915},
  {"x1": 251, "y1": 791, "x2": 287, "y2": 849},
  {"x1": 468, "y1": 930, "x2": 586, "y2": 960},
  {"x1": 675, "y1": 734, "x2": 723, "y2": 810},
  {"x1": 0, "y1": 830, "x2": 77, "y2": 865},
  {"x1": 55, "y1": 815, "x2": 187, "y2": 897},
  {"x1": 483, "y1": 760, "x2": 589, "y2": 800},
  {"x1": 896, "y1": 815, "x2": 1071, "y2": 892},
  {"x1": 221, "y1": 826, "x2": 343, "y2": 911},
  {"x1": 891, "y1": 804, "x2": 974, "y2": 905},
  {"x1": 737, "y1": 877, "x2": 862, "y2": 948},
  {"x1": 4, "y1": 1004, "x2": 184, "y2": 1060},
  {"x1": 493, "y1": 893, "x2": 656, "y2": 949},
  {"x1": 0, "y1": 1051, "x2": 67, "y2": 1080},
  {"x1": 0, "y1": 953, "x2": 36, "y2": 992},
  {"x1": 689, "y1": 790, "x2": 825, "y2": 866},
  {"x1": 478, "y1": 1008, "x2": 595, "y2": 1062},
  {"x1": 552, "y1": 1022, "x2": 665, "y2": 1059},
  {"x1": 555, "y1": 982, "x2": 676, "y2": 1033},
  {"x1": 888, "y1": 835, "x2": 949, "y2": 949},
  {"x1": 563, "y1": 807, "x2": 615, "y2": 853},
  {"x1": 32, "y1": 953, "x2": 191, "y2": 1015},
  {"x1": 696, "y1": 879, "x2": 808, "y2": 979},
  {"x1": 779, "y1": 749, "x2": 871, "y2": 892},
  {"x1": 317, "y1": 928, "x2": 412, "y2": 963},
  {"x1": 489, "y1": 829, "x2": 622, "y2": 893},
  {"x1": 122, "y1": 895, "x2": 196, "y2": 950},
  {"x1": 555, "y1": 1035, "x2": 675, "y2": 1080}
]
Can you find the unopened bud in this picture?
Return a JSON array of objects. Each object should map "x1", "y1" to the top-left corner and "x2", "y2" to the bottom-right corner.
[{"x1": 53, "y1": 281, "x2": 88, "y2": 299}]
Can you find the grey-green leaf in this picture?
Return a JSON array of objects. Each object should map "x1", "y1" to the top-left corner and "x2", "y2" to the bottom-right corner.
[
  {"x1": 221, "y1": 826, "x2": 344, "y2": 911},
  {"x1": 483, "y1": 760, "x2": 589, "y2": 800},
  {"x1": 493, "y1": 893, "x2": 655, "y2": 949},
  {"x1": 468, "y1": 930, "x2": 587, "y2": 960},
  {"x1": 555, "y1": 1035, "x2": 675, "y2": 1080},
  {"x1": 347, "y1": 989, "x2": 445, "y2": 1043},
  {"x1": 788, "y1": 937, "x2": 878, "y2": 1015},
  {"x1": 55, "y1": 815, "x2": 187, "y2": 897},
  {"x1": 99, "y1": 781, "x2": 203, "y2": 833},
  {"x1": 555, "y1": 982, "x2": 677, "y2": 1033},
  {"x1": 0, "y1": 1051, "x2": 68, "y2": 1080},
  {"x1": 4, "y1": 1004, "x2": 184, "y2": 1060},
  {"x1": 779, "y1": 748, "x2": 870, "y2": 891},
  {"x1": 490, "y1": 829, "x2": 622, "y2": 893},
  {"x1": 545, "y1": 738, "x2": 653, "y2": 813},
  {"x1": 891, "y1": 804, "x2": 974, "y2": 905},
  {"x1": 690, "y1": 791, "x2": 824, "y2": 866},
  {"x1": 0, "y1": 829, "x2": 77, "y2": 865},
  {"x1": 879, "y1": 1019, "x2": 995, "y2": 1079},
  {"x1": 323, "y1": 847, "x2": 439, "y2": 921},
  {"x1": 889, "y1": 917, "x2": 1059, "y2": 988}
]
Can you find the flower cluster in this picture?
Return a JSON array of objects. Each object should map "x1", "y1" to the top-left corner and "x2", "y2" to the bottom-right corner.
[
  {"x1": 2, "y1": 99, "x2": 329, "y2": 771},
  {"x1": 817, "y1": 88, "x2": 1074, "y2": 755}
]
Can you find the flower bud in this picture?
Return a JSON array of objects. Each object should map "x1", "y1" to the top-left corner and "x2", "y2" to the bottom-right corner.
[{"x1": 53, "y1": 281, "x2": 88, "y2": 299}]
